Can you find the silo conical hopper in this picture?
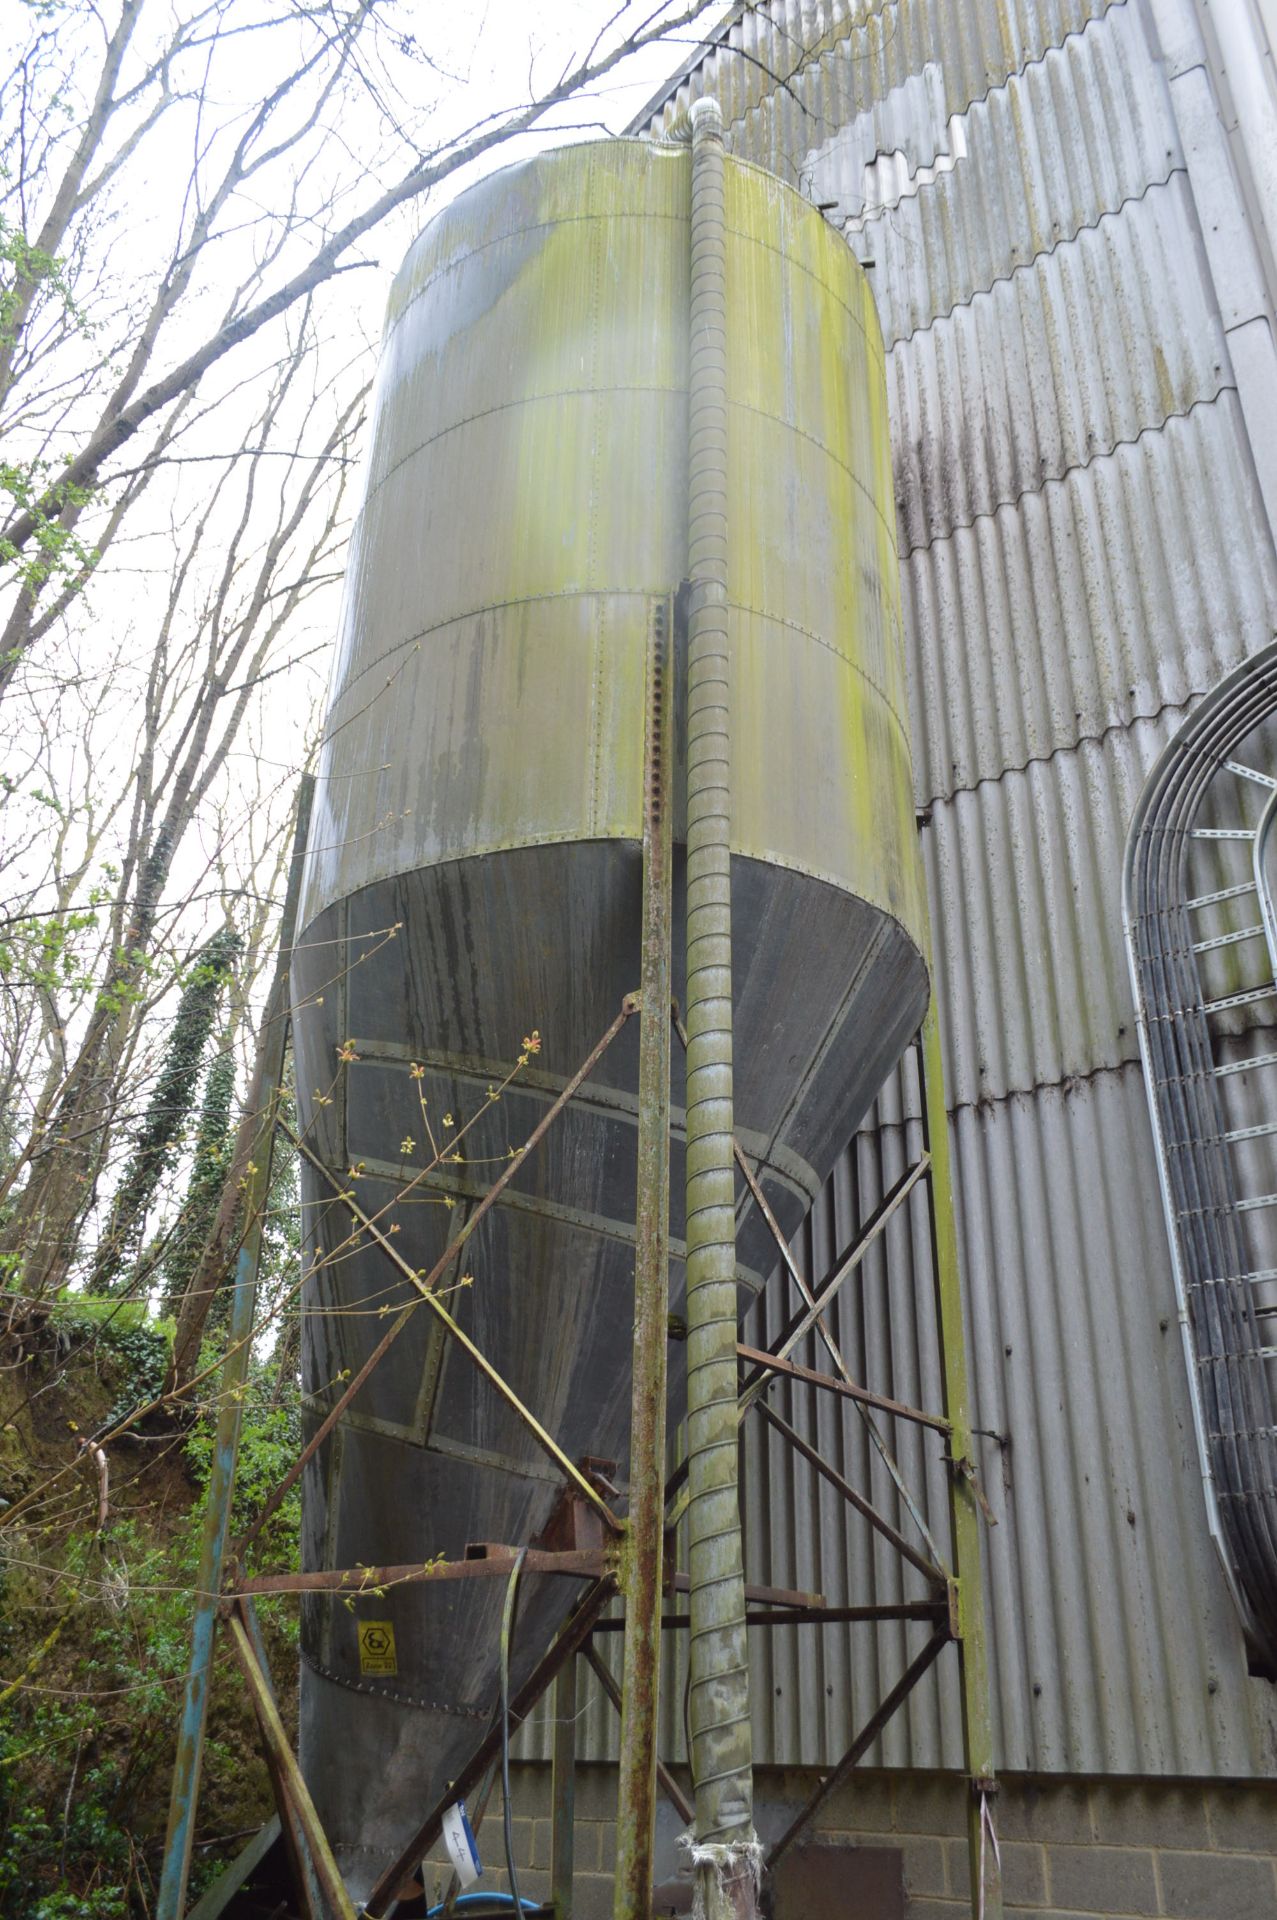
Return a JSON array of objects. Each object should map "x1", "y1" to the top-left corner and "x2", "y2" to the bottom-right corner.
[{"x1": 290, "y1": 136, "x2": 929, "y2": 1898}]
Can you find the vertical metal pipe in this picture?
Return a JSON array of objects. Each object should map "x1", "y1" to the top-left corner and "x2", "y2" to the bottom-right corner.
[
  {"x1": 682, "y1": 96, "x2": 758, "y2": 1920},
  {"x1": 157, "y1": 777, "x2": 313, "y2": 1920},
  {"x1": 916, "y1": 1010, "x2": 1003, "y2": 1920},
  {"x1": 615, "y1": 595, "x2": 675, "y2": 1919}
]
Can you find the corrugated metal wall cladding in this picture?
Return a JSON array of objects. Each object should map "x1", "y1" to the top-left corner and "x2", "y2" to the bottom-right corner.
[
  {"x1": 926, "y1": 719, "x2": 1277, "y2": 1109},
  {"x1": 888, "y1": 179, "x2": 1231, "y2": 550},
  {"x1": 925, "y1": 723, "x2": 1157, "y2": 1106},
  {"x1": 951, "y1": 1066, "x2": 1277, "y2": 1774},
  {"x1": 655, "y1": 0, "x2": 1115, "y2": 175},
  {"x1": 627, "y1": 0, "x2": 1277, "y2": 1777},
  {"x1": 818, "y1": 5, "x2": 1179, "y2": 342},
  {"x1": 743, "y1": 1100, "x2": 965, "y2": 1769},
  {"x1": 903, "y1": 393, "x2": 1277, "y2": 804},
  {"x1": 830, "y1": 1065, "x2": 1277, "y2": 1777},
  {"x1": 528, "y1": 1070, "x2": 1277, "y2": 1774}
]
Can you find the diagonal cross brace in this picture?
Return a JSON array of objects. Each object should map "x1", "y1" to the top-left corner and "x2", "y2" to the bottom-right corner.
[{"x1": 237, "y1": 1004, "x2": 635, "y2": 1562}]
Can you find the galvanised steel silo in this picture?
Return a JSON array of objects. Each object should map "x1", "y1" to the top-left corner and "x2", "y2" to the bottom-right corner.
[{"x1": 291, "y1": 134, "x2": 928, "y2": 1895}]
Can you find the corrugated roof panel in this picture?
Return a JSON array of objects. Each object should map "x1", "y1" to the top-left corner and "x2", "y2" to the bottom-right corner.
[
  {"x1": 814, "y1": 2, "x2": 1179, "y2": 344},
  {"x1": 651, "y1": 0, "x2": 1116, "y2": 174},
  {"x1": 903, "y1": 392, "x2": 1277, "y2": 803},
  {"x1": 888, "y1": 177, "x2": 1231, "y2": 550}
]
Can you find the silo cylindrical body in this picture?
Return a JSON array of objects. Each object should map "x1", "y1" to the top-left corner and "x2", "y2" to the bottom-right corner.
[{"x1": 290, "y1": 137, "x2": 928, "y2": 1896}]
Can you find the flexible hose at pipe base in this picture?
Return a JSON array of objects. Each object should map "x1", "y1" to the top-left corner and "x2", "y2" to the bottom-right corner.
[{"x1": 681, "y1": 1835, "x2": 765, "y2": 1920}]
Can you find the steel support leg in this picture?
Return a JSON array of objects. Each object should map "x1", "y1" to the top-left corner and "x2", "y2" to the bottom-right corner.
[
  {"x1": 615, "y1": 595, "x2": 675, "y2": 1919},
  {"x1": 239, "y1": 1602, "x2": 322, "y2": 1920},
  {"x1": 226, "y1": 1607, "x2": 356, "y2": 1920},
  {"x1": 551, "y1": 1656, "x2": 578, "y2": 1919},
  {"x1": 917, "y1": 1007, "x2": 1004, "y2": 1920}
]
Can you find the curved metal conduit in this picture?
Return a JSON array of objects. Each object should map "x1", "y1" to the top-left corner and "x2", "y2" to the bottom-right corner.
[{"x1": 1123, "y1": 640, "x2": 1277, "y2": 1676}]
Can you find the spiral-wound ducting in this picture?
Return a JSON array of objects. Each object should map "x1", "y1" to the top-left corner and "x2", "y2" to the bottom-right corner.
[{"x1": 682, "y1": 97, "x2": 758, "y2": 1909}]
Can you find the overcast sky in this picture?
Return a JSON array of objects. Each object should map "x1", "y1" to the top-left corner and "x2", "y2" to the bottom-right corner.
[{"x1": 0, "y1": 1, "x2": 716, "y2": 1140}]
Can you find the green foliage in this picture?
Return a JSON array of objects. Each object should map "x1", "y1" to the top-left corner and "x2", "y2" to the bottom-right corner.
[
  {"x1": 0, "y1": 1510, "x2": 224, "y2": 1914},
  {"x1": 185, "y1": 1368, "x2": 302, "y2": 1557},
  {"x1": 38, "y1": 1292, "x2": 173, "y2": 1433},
  {"x1": 0, "y1": 213, "x2": 86, "y2": 350},
  {"x1": 250, "y1": 1082, "x2": 299, "y2": 1346},
  {"x1": 0, "y1": 458, "x2": 99, "y2": 599},
  {"x1": 47, "y1": 1293, "x2": 158, "y2": 1338},
  {"x1": 159, "y1": 1043, "x2": 236, "y2": 1318},
  {"x1": 0, "y1": 213, "x2": 99, "y2": 602},
  {"x1": 0, "y1": 877, "x2": 116, "y2": 1002},
  {"x1": 0, "y1": 1327, "x2": 300, "y2": 1916},
  {"x1": 89, "y1": 930, "x2": 241, "y2": 1295},
  {"x1": 101, "y1": 1320, "x2": 170, "y2": 1435}
]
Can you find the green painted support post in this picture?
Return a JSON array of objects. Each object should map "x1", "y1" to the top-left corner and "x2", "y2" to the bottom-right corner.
[
  {"x1": 550, "y1": 1654, "x2": 577, "y2": 1918},
  {"x1": 157, "y1": 776, "x2": 314, "y2": 1920},
  {"x1": 614, "y1": 595, "x2": 675, "y2": 1919},
  {"x1": 917, "y1": 1003, "x2": 1004, "y2": 1920}
]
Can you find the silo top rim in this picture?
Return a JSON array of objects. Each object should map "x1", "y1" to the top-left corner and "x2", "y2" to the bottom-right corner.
[
  {"x1": 405, "y1": 125, "x2": 823, "y2": 226},
  {"x1": 386, "y1": 131, "x2": 875, "y2": 341}
]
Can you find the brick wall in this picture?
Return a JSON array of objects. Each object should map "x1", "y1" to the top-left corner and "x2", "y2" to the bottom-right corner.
[{"x1": 423, "y1": 1766, "x2": 1277, "y2": 1919}]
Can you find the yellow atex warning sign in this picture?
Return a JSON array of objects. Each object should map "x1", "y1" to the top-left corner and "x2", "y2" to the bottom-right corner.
[{"x1": 357, "y1": 1619, "x2": 397, "y2": 1676}]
